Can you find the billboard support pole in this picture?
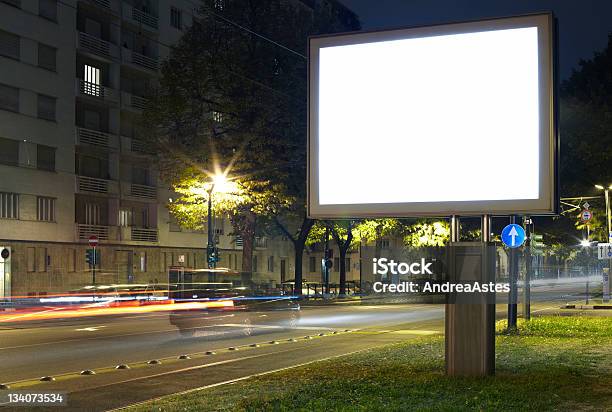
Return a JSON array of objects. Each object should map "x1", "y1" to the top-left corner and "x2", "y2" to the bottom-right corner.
[{"x1": 445, "y1": 214, "x2": 495, "y2": 376}]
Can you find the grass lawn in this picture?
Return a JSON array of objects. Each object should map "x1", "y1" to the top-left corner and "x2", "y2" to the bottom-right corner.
[{"x1": 130, "y1": 316, "x2": 612, "y2": 411}]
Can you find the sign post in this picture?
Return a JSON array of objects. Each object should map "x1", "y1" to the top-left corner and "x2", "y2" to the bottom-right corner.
[{"x1": 598, "y1": 243, "x2": 612, "y2": 302}]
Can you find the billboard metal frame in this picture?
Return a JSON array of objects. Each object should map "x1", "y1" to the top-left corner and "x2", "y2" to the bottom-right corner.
[{"x1": 308, "y1": 13, "x2": 559, "y2": 218}]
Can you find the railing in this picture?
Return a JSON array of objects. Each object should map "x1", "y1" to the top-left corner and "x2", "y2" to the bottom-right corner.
[
  {"x1": 132, "y1": 51, "x2": 158, "y2": 71},
  {"x1": 85, "y1": 0, "x2": 120, "y2": 13},
  {"x1": 91, "y1": 0, "x2": 111, "y2": 9},
  {"x1": 121, "y1": 92, "x2": 148, "y2": 111},
  {"x1": 235, "y1": 235, "x2": 243, "y2": 248},
  {"x1": 131, "y1": 227, "x2": 158, "y2": 242},
  {"x1": 76, "y1": 127, "x2": 110, "y2": 148},
  {"x1": 122, "y1": 4, "x2": 158, "y2": 30},
  {"x1": 77, "y1": 224, "x2": 109, "y2": 240},
  {"x1": 131, "y1": 138, "x2": 154, "y2": 154},
  {"x1": 77, "y1": 176, "x2": 110, "y2": 194},
  {"x1": 77, "y1": 31, "x2": 118, "y2": 59},
  {"x1": 76, "y1": 79, "x2": 119, "y2": 103},
  {"x1": 131, "y1": 94, "x2": 148, "y2": 110},
  {"x1": 130, "y1": 183, "x2": 157, "y2": 199},
  {"x1": 122, "y1": 49, "x2": 158, "y2": 71},
  {"x1": 255, "y1": 237, "x2": 268, "y2": 248}
]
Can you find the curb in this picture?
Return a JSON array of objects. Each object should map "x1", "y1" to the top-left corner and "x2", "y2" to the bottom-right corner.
[{"x1": 561, "y1": 304, "x2": 612, "y2": 310}]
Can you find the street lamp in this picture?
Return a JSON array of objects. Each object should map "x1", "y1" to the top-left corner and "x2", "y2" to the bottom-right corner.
[
  {"x1": 580, "y1": 239, "x2": 591, "y2": 248},
  {"x1": 207, "y1": 173, "x2": 228, "y2": 269},
  {"x1": 594, "y1": 184, "x2": 612, "y2": 242},
  {"x1": 595, "y1": 184, "x2": 612, "y2": 302}
]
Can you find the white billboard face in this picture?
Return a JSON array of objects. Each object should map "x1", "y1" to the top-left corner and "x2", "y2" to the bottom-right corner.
[{"x1": 309, "y1": 14, "x2": 556, "y2": 218}]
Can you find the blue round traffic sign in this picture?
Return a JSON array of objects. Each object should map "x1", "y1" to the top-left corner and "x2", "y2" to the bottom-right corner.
[{"x1": 501, "y1": 224, "x2": 526, "y2": 248}]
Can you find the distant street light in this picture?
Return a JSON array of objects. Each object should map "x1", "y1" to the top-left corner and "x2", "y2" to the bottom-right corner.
[{"x1": 580, "y1": 239, "x2": 591, "y2": 248}]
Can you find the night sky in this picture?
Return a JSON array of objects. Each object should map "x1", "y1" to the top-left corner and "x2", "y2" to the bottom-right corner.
[{"x1": 339, "y1": 0, "x2": 612, "y2": 80}]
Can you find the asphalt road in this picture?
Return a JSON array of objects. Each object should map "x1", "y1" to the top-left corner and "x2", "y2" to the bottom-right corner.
[{"x1": 0, "y1": 282, "x2": 590, "y2": 411}]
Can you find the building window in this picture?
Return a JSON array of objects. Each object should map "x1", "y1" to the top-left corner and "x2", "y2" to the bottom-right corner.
[
  {"x1": 0, "y1": 30, "x2": 20, "y2": 60},
  {"x1": 333, "y1": 257, "x2": 339, "y2": 272},
  {"x1": 37, "y1": 94, "x2": 56, "y2": 121},
  {"x1": 37, "y1": 144, "x2": 56, "y2": 171},
  {"x1": 2, "y1": 0, "x2": 21, "y2": 8},
  {"x1": 170, "y1": 7, "x2": 182, "y2": 29},
  {"x1": 309, "y1": 256, "x2": 316, "y2": 273},
  {"x1": 83, "y1": 64, "x2": 101, "y2": 96},
  {"x1": 37, "y1": 196, "x2": 55, "y2": 222},
  {"x1": 212, "y1": 111, "x2": 223, "y2": 122},
  {"x1": 0, "y1": 84, "x2": 19, "y2": 112},
  {"x1": 119, "y1": 208, "x2": 132, "y2": 227},
  {"x1": 376, "y1": 239, "x2": 390, "y2": 249},
  {"x1": 252, "y1": 255, "x2": 258, "y2": 272},
  {"x1": 345, "y1": 258, "x2": 351, "y2": 271},
  {"x1": 132, "y1": 166, "x2": 149, "y2": 185},
  {"x1": 37, "y1": 43, "x2": 56, "y2": 71},
  {"x1": 267, "y1": 256, "x2": 274, "y2": 272},
  {"x1": 0, "y1": 137, "x2": 19, "y2": 166},
  {"x1": 0, "y1": 192, "x2": 19, "y2": 219},
  {"x1": 140, "y1": 252, "x2": 147, "y2": 271},
  {"x1": 38, "y1": 0, "x2": 57, "y2": 21},
  {"x1": 85, "y1": 203, "x2": 101, "y2": 225}
]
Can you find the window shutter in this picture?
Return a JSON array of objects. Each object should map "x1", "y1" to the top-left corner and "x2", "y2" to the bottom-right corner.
[
  {"x1": 0, "y1": 84, "x2": 19, "y2": 112},
  {"x1": 37, "y1": 94, "x2": 56, "y2": 121},
  {"x1": 38, "y1": 44, "x2": 56, "y2": 71},
  {"x1": 0, "y1": 30, "x2": 20, "y2": 60}
]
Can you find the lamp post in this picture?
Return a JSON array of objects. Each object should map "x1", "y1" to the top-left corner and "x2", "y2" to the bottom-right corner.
[
  {"x1": 595, "y1": 184, "x2": 612, "y2": 302},
  {"x1": 594, "y1": 184, "x2": 612, "y2": 240},
  {"x1": 206, "y1": 174, "x2": 229, "y2": 269}
]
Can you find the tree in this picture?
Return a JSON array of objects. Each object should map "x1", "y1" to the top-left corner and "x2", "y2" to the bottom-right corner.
[
  {"x1": 530, "y1": 34, "x2": 612, "y2": 246},
  {"x1": 142, "y1": 0, "x2": 360, "y2": 290}
]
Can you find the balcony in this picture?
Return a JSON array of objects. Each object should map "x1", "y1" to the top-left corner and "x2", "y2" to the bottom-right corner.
[
  {"x1": 119, "y1": 226, "x2": 158, "y2": 242},
  {"x1": 127, "y1": 183, "x2": 157, "y2": 200},
  {"x1": 120, "y1": 136, "x2": 154, "y2": 155},
  {"x1": 121, "y1": 49, "x2": 158, "y2": 72},
  {"x1": 122, "y1": 4, "x2": 158, "y2": 31},
  {"x1": 121, "y1": 92, "x2": 148, "y2": 112},
  {"x1": 77, "y1": 224, "x2": 115, "y2": 240},
  {"x1": 82, "y1": 0, "x2": 119, "y2": 15},
  {"x1": 77, "y1": 176, "x2": 119, "y2": 195},
  {"x1": 76, "y1": 79, "x2": 119, "y2": 104},
  {"x1": 76, "y1": 127, "x2": 119, "y2": 149},
  {"x1": 76, "y1": 31, "x2": 119, "y2": 60}
]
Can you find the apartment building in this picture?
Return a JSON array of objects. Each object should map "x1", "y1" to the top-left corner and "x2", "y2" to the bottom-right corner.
[{"x1": 0, "y1": 0, "x2": 362, "y2": 297}]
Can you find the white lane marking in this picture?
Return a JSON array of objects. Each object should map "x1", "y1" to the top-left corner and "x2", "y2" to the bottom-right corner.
[
  {"x1": 75, "y1": 326, "x2": 107, "y2": 332},
  {"x1": 217, "y1": 324, "x2": 336, "y2": 331},
  {"x1": 531, "y1": 305, "x2": 558, "y2": 314}
]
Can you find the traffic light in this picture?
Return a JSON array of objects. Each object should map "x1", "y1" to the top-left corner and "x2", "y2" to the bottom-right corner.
[
  {"x1": 86, "y1": 249, "x2": 100, "y2": 266},
  {"x1": 323, "y1": 249, "x2": 333, "y2": 269},
  {"x1": 207, "y1": 246, "x2": 220, "y2": 265},
  {"x1": 530, "y1": 234, "x2": 544, "y2": 256}
]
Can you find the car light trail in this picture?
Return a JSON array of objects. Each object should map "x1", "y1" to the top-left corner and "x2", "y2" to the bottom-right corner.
[{"x1": 0, "y1": 300, "x2": 234, "y2": 323}]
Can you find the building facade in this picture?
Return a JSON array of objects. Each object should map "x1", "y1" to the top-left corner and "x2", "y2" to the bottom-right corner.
[{"x1": 0, "y1": 0, "x2": 362, "y2": 297}]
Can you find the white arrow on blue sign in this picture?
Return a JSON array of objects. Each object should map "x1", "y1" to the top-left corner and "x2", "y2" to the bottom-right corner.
[{"x1": 501, "y1": 224, "x2": 526, "y2": 248}]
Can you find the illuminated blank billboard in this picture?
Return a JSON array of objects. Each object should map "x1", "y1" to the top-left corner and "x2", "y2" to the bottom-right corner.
[{"x1": 308, "y1": 14, "x2": 557, "y2": 218}]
